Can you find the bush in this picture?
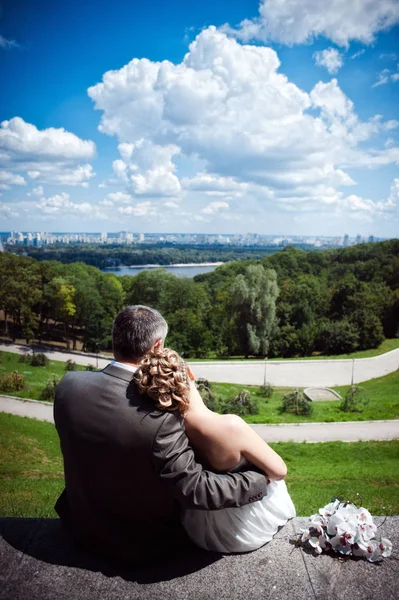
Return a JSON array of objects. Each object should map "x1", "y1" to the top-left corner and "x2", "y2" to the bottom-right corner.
[
  {"x1": 196, "y1": 378, "x2": 212, "y2": 391},
  {"x1": 280, "y1": 388, "x2": 313, "y2": 416},
  {"x1": 196, "y1": 380, "x2": 222, "y2": 412},
  {"x1": 258, "y1": 384, "x2": 274, "y2": 398},
  {"x1": 0, "y1": 371, "x2": 25, "y2": 393},
  {"x1": 85, "y1": 364, "x2": 96, "y2": 371},
  {"x1": 65, "y1": 359, "x2": 77, "y2": 371},
  {"x1": 222, "y1": 390, "x2": 259, "y2": 416},
  {"x1": 340, "y1": 386, "x2": 369, "y2": 413},
  {"x1": 40, "y1": 375, "x2": 60, "y2": 401},
  {"x1": 316, "y1": 320, "x2": 359, "y2": 355},
  {"x1": 30, "y1": 353, "x2": 49, "y2": 367}
]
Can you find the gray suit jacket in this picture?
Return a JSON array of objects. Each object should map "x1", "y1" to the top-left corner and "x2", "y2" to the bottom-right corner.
[{"x1": 54, "y1": 363, "x2": 267, "y2": 560}]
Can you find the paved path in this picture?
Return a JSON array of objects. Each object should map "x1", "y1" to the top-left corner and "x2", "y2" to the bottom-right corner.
[
  {"x1": 1, "y1": 342, "x2": 398, "y2": 387},
  {"x1": 2, "y1": 395, "x2": 398, "y2": 443}
]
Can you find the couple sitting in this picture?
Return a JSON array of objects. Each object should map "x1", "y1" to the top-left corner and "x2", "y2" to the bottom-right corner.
[{"x1": 54, "y1": 305, "x2": 295, "y2": 560}]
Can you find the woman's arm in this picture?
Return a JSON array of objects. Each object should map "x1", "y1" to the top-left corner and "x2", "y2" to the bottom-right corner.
[{"x1": 224, "y1": 415, "x2": 287, "y2": 480}]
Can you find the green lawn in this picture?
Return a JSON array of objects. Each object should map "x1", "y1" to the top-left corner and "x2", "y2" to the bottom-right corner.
[
  {"x1": 1, "y1": 349, "x2": 398, "y2": 423},
  {"x1": 0, "y1": 413, "x2": 397, "y2": 518},
  {"x1": 0, "y1": 351, "x2": 87, "y2": 400},
  {"x1": 213, "y1": 370, "x2": 399, "y2": 424}
]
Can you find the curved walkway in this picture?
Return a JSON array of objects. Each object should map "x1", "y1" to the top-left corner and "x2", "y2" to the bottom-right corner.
[
  {"x1": 1, "y1": 342, "x2": 398, "y2": 387},
  {"x1": 1, "y1": 395, "x2": 398, "y2": 443}
]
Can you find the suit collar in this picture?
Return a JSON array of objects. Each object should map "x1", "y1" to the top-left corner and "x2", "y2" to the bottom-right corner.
[{"x1": 102, "y1": 363, "x2": 135, "y2": 383}]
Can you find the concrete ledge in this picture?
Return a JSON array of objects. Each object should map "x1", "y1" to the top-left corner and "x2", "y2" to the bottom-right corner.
[{"x1": 1, "y1": 517, "x2": 398, "y2": 599}]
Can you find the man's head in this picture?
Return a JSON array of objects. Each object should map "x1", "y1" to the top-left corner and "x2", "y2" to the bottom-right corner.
[{"x1": 112, "y1": 305, "x2": 168, "y2": 364}]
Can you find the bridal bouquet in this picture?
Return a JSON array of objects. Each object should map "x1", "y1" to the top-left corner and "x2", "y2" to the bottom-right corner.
[{"x1": 298, "y1": 498, "x2": 392, "y2": 562}]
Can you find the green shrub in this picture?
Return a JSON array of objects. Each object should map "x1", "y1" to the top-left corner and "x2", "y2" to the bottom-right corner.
[
  {"x1": 30, "y1": 353, "x2": 49, "y2": 367},
  {"x1": 280, "y1": 389, "x2": 313, "y2": 416},
  {"x1": 340, "y1": 386, "x2": 369, "y2": 413},
  {"x1": 0, "y1": 371, "x2": 25, "y2": 393},
  {"x1": 258, "y1": 384, "x2": 274, "y2": 398},
  {"x1": 40, "y1": 375, "x2": 60, "y2": 401},
  {"x1": 65, "y1": 359, "x2": 77, "y2": 371},
  {"x1": 223, "y1": 390, "x2": 259, "y2": 416},
  {"x1": 196, "y1": 378, "x2": 212, "y2": 391},
  {"x1": 85, "y1": 364, "x2": 96, "y2": 371}
]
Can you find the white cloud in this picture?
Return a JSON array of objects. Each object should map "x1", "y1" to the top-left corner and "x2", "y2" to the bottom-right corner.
[
  {"x1": 183, "y1": 174, "x2": 248, "y2": 197},
  {"x1": 0, "y1": 170, "x2": 26, "y2": 189},
  {"x1": 0, "y1": 117, "x2": 96, "y2": 187},
  {"x1": 106, "y1": 191, "x2": 132, "y2": 203},
  {"x1": 202, "y1": 201, "x2": 229, "y2": 215},
  {"x1": 111, "y1": 141, "x2": 181, "y2": 197},
  {"x1": 314, "y1": 48, "x2": 343, "y2": 74},
  {"x1": 224, "y1": 0, "x2": 399, "y2": 47},
  {"x1": 373, "y1": 63, "x2": 399, "y2": 86},
  {"x1": 0, "y1": 35, "x2": 18, "y2": 49},
  {"x1": 118, "y1": 201, "x2": 157, "y2": 217},
  {"x1": 351, "y1": 49, "x2": 365, "y2": 59},
  {"x1": 32, "y1": 185, "x2": 44, "y2": 197},
  {"x1": 88, "y1": 27, "x2": 399, "y2": 220},
  {"x1": 36, "y1": 192, "x2": 104, "y2": 218},
  {"x1": 0, "y1": 202, "x2": 18, "y2": 218}
]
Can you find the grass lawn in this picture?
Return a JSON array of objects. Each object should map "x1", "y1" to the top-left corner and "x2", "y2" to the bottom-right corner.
[
  {"x1": 213, "y1": 370, "x2": 399, "y2": 424},
  {"x1": 0, "y1": 413, "x2": 397, "y2": 518},
  {"x1": 0, "y1": 351, "x2": 87, "y2": 400},
  {"x1": 1, "y1": 349, "x2": 398, "y2": 423}
]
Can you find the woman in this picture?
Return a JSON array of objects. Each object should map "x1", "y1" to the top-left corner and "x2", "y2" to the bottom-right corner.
[{"x1": 134, "y1": 348, "x2": 296, "y2": 553}]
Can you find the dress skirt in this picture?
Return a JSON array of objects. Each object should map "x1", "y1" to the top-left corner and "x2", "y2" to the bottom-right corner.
[{"x1": 181, "y1": 479, "x2": 296, "y2": 553}]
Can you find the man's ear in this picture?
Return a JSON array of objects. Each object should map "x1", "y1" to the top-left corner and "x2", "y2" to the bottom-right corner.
[{"x1": 151, "y1": 338, "x2": 163, "y2": 352}]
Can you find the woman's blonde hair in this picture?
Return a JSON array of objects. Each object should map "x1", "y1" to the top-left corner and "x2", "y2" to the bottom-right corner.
[{"x1": 134, "y1": 348, "x2": 190, "y2": 415}]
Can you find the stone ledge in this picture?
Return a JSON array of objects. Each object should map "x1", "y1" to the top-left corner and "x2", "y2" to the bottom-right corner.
[{"x1": 0, "y1": 517, "x2": 398, "y2": 600}]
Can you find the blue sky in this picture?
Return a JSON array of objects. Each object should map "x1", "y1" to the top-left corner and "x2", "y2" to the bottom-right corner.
[{"x1": 1, "y1": 0, "x2": 398, "y2": 237}]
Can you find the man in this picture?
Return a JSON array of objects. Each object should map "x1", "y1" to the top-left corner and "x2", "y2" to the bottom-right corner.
[{"x1": 54, "y1": 305, "x2": 267, "y2": 561}]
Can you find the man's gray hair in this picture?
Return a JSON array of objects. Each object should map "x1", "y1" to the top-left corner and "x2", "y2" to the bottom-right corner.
[{"x1": 112, "y1": 305, "x2": 168, "y2": 362}]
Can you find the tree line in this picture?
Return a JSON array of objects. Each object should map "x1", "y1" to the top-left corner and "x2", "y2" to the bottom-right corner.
[
  {"x1": 0, "y1": 240, "x2": 398, "y2": 358},
  {"x1": 9, "y1": 242, "x2": 313, "y2": 269}
]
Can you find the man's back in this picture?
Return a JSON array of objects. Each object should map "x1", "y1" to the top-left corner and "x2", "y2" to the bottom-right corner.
[{"x1": 54, "y1": 363, "x2": 267, "y2": 560}]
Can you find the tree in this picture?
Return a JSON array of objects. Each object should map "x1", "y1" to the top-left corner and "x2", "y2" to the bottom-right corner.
[{"x1": 231, "y1": 265, "x2": 279, "y2": 357}]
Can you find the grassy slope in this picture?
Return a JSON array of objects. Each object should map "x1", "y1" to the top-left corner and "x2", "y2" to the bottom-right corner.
[
  {"x1": 0, "y1": 351, "x2": 86, "y2": 400},
  {"x1": 1, "y1": 350, "x2": 398, "y2": 423},
  {"x1": 0, "y1": 413, "x2": 397, "y2": 518},
  {"x1": 212, "y1": 370, "x2": 399, "y2": 424}
]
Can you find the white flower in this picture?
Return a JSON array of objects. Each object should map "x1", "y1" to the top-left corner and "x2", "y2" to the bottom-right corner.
[{"x1": 319, "y1": 499, "x2": 341, "y2": 517}]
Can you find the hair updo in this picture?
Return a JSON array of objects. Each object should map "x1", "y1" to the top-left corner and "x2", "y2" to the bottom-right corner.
[{"x1": 134, "y1": 348, "x2": 190, "y2": 415}]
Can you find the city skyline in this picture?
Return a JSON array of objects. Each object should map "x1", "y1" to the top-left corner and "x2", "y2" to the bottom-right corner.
[{"x1": 1, "y1": 1, "x2": 399, "y2": 236}]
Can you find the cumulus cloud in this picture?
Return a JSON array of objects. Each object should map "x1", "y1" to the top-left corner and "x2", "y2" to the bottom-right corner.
[
  {"x1": 202, "y1": 201, "x2": 229, "y2": 215},
  {"x1": 35, "y1": 192, "x2": 105, "y2": 218},
  {"x1": 106, "y1": 191, "x2": 132, "y2": 203},
  {"x1": 0, "y1": 117, "x2": 96, "y2": 187},
  {"x1": 118, "y1": 201, "x2": 157, "y2": 217},
  {"x1": 223, "y1": 0, "x2": 399, "y2": 47},
  {"x1": 110, "y1": 141, "x2": 181, "y2": 197},
  {"x1": 0, "y1": 170, "x2": 26, "y2": 189},
  {"x1": 88, "y1": 27, "x2": 398, "y2": 218},
  {"x1": 313, "y1": 48, "x2": 343, "y2": 74},
  {"x1": 0, "y1": 202, "x2": 18, "y2": 218}
]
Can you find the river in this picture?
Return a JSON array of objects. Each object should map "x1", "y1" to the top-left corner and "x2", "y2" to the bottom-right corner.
[{"x1": 101, "y1": 263, "x2": 223, "y2": 278}]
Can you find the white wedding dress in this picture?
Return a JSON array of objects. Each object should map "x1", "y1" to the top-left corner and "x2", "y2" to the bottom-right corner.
[{"x1": 182, "y1": 479, "x2": 296, "y2": 553}]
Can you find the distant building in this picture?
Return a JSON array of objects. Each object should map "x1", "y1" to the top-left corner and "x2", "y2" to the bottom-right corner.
[
  {"x1": 368, "y1": 235, "x2": 375, "y2": 243},
  {"x1": 355, "y1": 234, "x2": 362, "y2": 245},
  {"x1": 343, "y1": 234, "x2": 349, "y2": 247}
]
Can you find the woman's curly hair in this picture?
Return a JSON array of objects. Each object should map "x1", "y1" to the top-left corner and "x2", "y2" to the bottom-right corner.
[{"x1": 134, "y1": 348, "x2": 190, "y2": 415}]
